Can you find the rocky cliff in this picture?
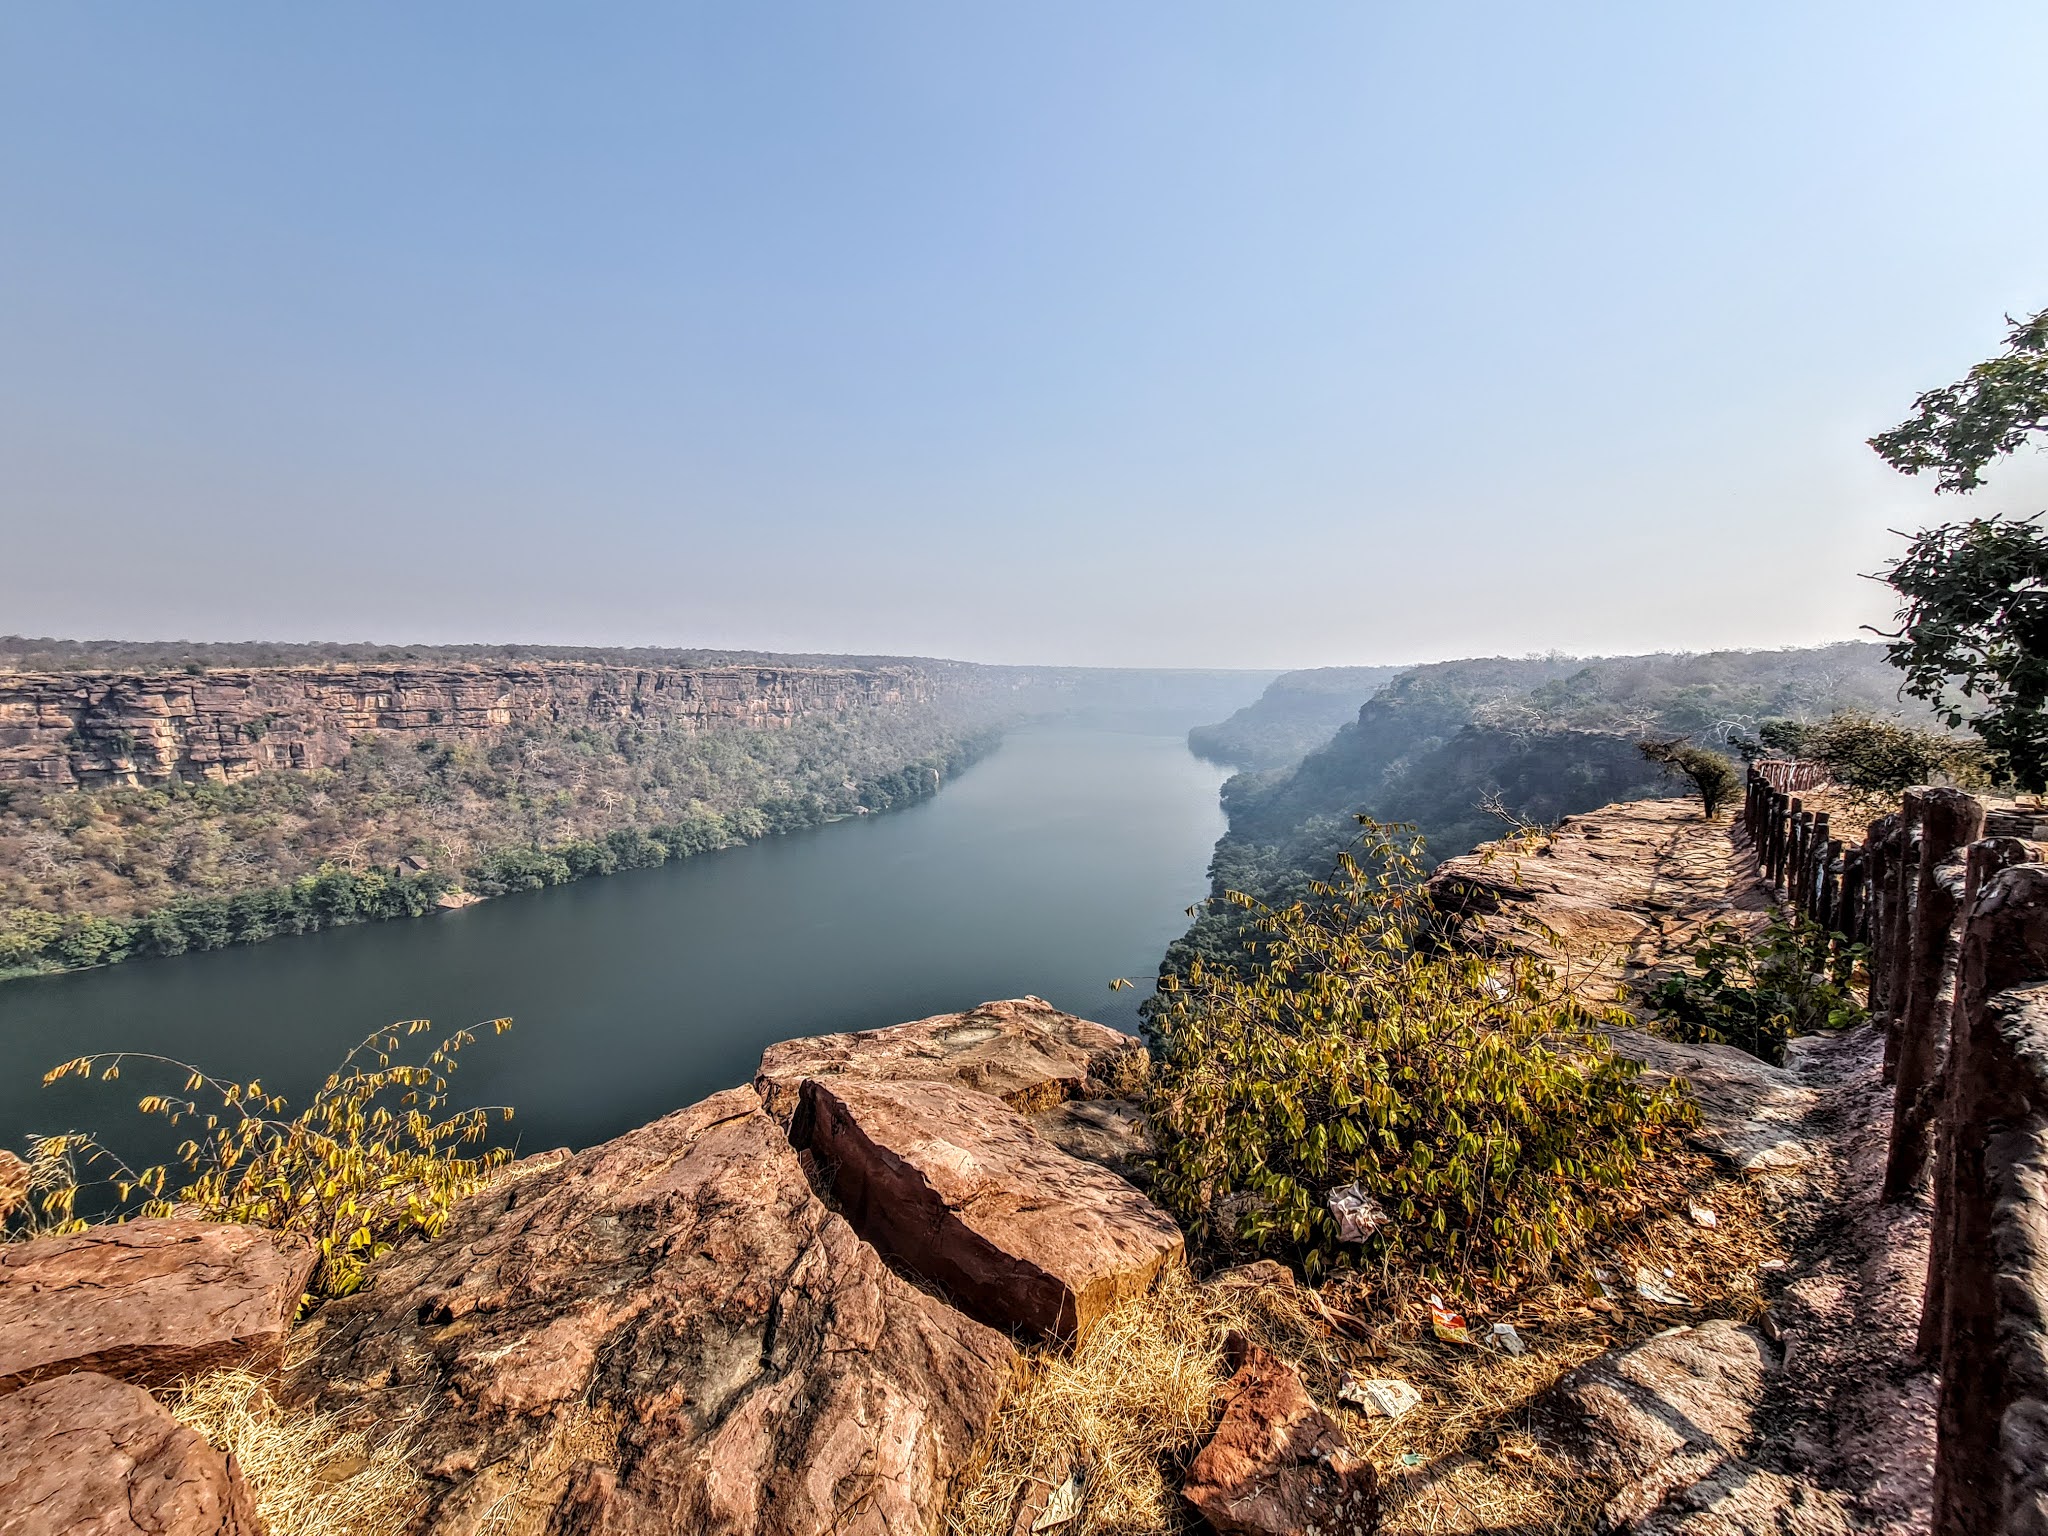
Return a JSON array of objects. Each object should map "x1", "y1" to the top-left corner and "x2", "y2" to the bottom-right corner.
[{"x1": 0, "y1": 663, "x2": 933, "y2": 788}]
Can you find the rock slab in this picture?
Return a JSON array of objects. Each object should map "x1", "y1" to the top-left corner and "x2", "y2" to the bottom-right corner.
[
  {"x1": 792, "y1": 1075, "x2": 1183, "y2": 1343},
  {"x1": 755, "y1": 996, "x2": 1142, "y2": 1123},
  {"x1": 1181, "y1": 1338, "x2": 1380, "y2": 1536},
  {"x1": 0, "y1": 1219, "x2": 315, "y2": 1396},
  {"x1": 289, "y1": 1085, "x2": 1015, "y2": 1536},
  {"x1": 0, "y1": 1370, "x2": 265, "y2": 1536}
]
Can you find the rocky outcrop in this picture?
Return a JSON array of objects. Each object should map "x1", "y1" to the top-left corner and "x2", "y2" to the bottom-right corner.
[
  {"x1": 754, "y1": 996, "x2": 1143, "y2": 1123},
  {"x1": 0, "y1": 1220, "x2": 314, "y2": 1396},
  {"x1": 288, "y1": 1085, "x2": 1014, "y2": 1536},
  {"x1": 790, "y1": 1076, "x2": 1183, "y2": 1343},
  {"x1": 1181, "y1": 1337, "x2": 1380, "y2": 1536},
  {"x1": 1428, "y1": 797, "x2": 1773, "y2": 1008},
  {"x1": 0, "y1": 1371, "x2": 265, "y2": 1536},
  {"x1": 1538, "y1": 1319, "x2": 1854, "y2": 1534},
  {"x1": 0, "y1": 663, "x2": 931, "y2": 787}
]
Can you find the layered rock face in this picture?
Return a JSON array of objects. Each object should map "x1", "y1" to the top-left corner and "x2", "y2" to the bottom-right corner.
[
  {"x1": 0, "y1": 662, "x2": 932, "y2": 787},
  {"x1": 288, "y1": 1085, "x2": 1015, "y2": 1536},
  {"x1": 0, "y1": 1220, "x2": 315, "y2": 1395},
  {"x1": 0, "y1": 1371, "x2": 265, "y2": 1536},
  {"x1": 791, "y1": 1076, "x2": 1183, "y2": 1343}
]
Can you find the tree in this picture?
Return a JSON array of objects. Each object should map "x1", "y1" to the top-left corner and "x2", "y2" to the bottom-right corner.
[
  {"x1": 1870, "y1": 308, "x2": 2048, "y2": 790},
  {"x1": 1638, "y1": 739, "x2": 1740, "y2": 818}
]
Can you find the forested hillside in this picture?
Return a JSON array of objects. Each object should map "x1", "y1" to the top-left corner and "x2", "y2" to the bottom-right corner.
[
  {"x1": 1185, "y1": 664, "x2": 1408, "y2": 768},
  {"x1": 1166, "y1": 642, "x2": 1930, "y2": 973}
]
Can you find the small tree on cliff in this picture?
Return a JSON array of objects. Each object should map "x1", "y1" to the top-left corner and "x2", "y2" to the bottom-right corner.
[
  {"x1": 1869, "y1": 308, "x2": 2048, "y2": 790},
  {"x1": 1638, "y1": 739, "x2": 1740, "y2": 818}
]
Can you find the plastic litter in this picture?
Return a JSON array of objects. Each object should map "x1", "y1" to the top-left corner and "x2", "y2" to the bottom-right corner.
[
  {"x1": 1325, "y1": 1184, "x2": 1389, "y2": 1242},
  {"x1": 1688, "y1": 1203, "x2": 1718, "y2": 1228},
  {"x1": 1489, "y1": 1321, "x2": 1525, "y2": 1356},
  {"x1": 1339, "y1": 1374, "x2": 1422, "y2": 1419},
  {"x1": 1759, "y1": 1258, "x2": 1788, "y2": 1272},
  {"x1": 1401, "y1": 1453, "x2": 1424, "y2": 1468},
  {"x1": 1426, "y1": 1294, "x2": 1473, "y2": 1345},
  {"x1": 1634, "y1": 1267, "x2": 1690, "y2": 1307},
  {"x1": 1032, "y1": 1470, "x2": 1085, "y2": 1531}
]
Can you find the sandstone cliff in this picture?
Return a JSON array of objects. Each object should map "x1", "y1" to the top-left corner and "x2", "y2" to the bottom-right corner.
[{"x1": 0, "y1": 663, "x2": 933, "y2": 788}]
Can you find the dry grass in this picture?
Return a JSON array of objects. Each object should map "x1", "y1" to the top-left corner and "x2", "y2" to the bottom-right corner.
[
  {"x1": 945, "y1": 1265, "x2": 1320, "y2": 1536},
  {"x1": 166, "y1": 1368, "x2": 427, "y2": 1536},
  {"x1": 946, "y1": 1151, "x2": 1785, "y2": 1536}
]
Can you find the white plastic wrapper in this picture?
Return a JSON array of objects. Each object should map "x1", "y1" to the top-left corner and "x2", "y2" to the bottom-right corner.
[
  {"x1": 1339, "y1": 1374, "x2": 1422, "y2": 1419},
  {"x1": 1325, "y1": 1183, "x2": 1389, "y2": 1242}
]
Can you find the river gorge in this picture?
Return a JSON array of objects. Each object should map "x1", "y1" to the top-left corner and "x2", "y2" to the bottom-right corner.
[{"x1": 0, "y1": 726, "x2": 1230, "y2": 1162}]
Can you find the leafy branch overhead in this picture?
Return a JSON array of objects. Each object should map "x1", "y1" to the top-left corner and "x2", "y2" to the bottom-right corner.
[{"x1": 1868, "y1": 306, "x2": 2048, "y2": 791}]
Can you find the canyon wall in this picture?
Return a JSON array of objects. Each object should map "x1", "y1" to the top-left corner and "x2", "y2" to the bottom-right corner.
[{"x1": 0, "y1": 663, "x2": 935, "y2": 788}]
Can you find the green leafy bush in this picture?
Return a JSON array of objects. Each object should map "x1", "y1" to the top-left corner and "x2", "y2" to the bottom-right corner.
[
  {"x1": 1640, "y1": 917, "x2": 1863, "y2": 1065},
  {"x1": 1637, "y1": 739, "x2": 1741, "y2": 818},
  {"x1": 27, "y1": 1020, "x2": 515, "y2": 1301},
  {"x1": 1803, "y1": 711, "x2": 1989, "y2": 795},
  {"x1": 1144, "y1": 822, "x2": 1694, "y2": 1284}
]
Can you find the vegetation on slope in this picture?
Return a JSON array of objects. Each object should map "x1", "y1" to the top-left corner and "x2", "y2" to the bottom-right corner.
[
  {"x1": 0, "y1": 708, "x2": 992, "y2": 977},
  {"x1": 1185, "y1": 664, "x2": 1407, "y2": 769},
  {"x1": 1166, "y1": 642, "x2": 1938, "y2": 975}
]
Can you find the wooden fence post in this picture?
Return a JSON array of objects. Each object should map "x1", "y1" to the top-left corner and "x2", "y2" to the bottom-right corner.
[
  {"x1": 1884, "y1": 789, "x2": 1987, "y2": 1201},
  {"x1": 1884, "y1": 795, "x2": 1929, "y2": 1083},
  {"x1": 1928, "y1": 862, "x2": 2048, "y2": 1536},
  {"x1": 1917, "y1": 835, "x2": 2042, "y2": 1360},
  {"x1": 1867, "y1": 815, "x2": 1900, "y2": 1018}
]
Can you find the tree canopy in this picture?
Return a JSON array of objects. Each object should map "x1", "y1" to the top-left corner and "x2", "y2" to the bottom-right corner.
[{"x1": 1870, "y1": 309, "x2": 2048, "y2": 494}]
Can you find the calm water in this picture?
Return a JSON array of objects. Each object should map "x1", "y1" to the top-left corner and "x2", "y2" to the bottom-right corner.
[{"x1": 0, "y1": 728, "x2": 1228, "y2": 1163}]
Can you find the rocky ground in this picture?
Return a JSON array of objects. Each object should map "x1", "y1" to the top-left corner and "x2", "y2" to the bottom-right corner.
[{"x1": 0, "y1": 803, "x2": 1942, "y2": 1535}]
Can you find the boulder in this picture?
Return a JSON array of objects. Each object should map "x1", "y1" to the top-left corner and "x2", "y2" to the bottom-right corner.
[
  {"x1": 0, "y1": 1370, "x2": 265, "y2": 1536},
  {"x1": 790, "y1": 1076, "x2": 1184, "y2": 1343},
  {"x1": 288, "y1": 1086, "x2": 1014, "y2": 1536},
  {"x1": 1531, "y1": 1318, "x2": 1855, "y2": 1532},
  {"x1": 1024, "y1": 1096, "x2": 1154, "y2": 1184},
  {"x1": 1181, "y1": 1337, "x2": 1379, "y2": 1536},
  {"x1": 754, "y1": 996, "x2": 1142, "y2": 1124},
  {"x1": 0, "y1": 1219, "x2": 315, "y2": 1396}
]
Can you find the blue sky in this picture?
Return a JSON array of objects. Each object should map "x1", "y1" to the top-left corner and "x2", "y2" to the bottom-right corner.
[{"x1": 4, "y1": 3, "x2": 2045, "y2": 666}]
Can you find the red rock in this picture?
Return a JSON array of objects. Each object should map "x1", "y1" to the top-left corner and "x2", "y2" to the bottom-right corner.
[
  {"x1": 288, "y1": 1086, "x2": 1013, "y2": 1536},
  {"x1": 0, "y1": 1370, "x2": 265, "y2": 1536},
  {"x1": 791, "y1": 1076, "x2": 1184, "y2": 1343},
  {"x1": 1182, "y1": 1339, "x2": 1380, "y2": 1536},
  {"x1": 754, "y1": 996, "x2": 1143, "y2": 1124},
  {"x1": 0, "y1": 1219, "x2": 315, "y2": 1396}
]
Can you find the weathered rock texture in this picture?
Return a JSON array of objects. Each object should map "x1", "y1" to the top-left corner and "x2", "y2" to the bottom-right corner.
[
  {"x1": 0, "y1": 663, "x2": 930, "y2": 787},
  {"x1": 0, "y1": 1219, "x2": 314, "y2": 1396},
  {"x1": 0, "y1": 1370, "x2": 265, "y2": 1536},
  {"x1": 1180, "y1": 1337, "x2": 1380, "y2": 1536},
  {"x1": 1429, "y1": 797, "x2": 1773, "y2": 1008},
  {"x1": 289, "y1": 1086, "x2": 1014, "y2": 1536},
  {"x1": 754, "y1": 996, "x2": 1142, "y2": 1124},
  {"x1": 791, "y1": 1076, "x2": 1183, "y2": 1342}
]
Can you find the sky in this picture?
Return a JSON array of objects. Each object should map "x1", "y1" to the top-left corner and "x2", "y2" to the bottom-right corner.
[{"x1": 3, "y1": 3, "x2": 2046, "y2": 669}]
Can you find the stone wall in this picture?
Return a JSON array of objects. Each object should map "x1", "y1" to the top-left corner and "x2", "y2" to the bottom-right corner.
[{"x1": 0, "y1": 663, "x2": 934, "y2": 788}]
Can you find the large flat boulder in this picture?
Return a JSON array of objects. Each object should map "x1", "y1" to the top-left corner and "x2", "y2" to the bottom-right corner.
[
  {"x1": 0, "y1": 1370, "x2": 265, "y2": 1536},
  {"x1": 790, "y1": 1076, "x2": 1184, "y2": 1343},
  {"x1": 0, "y1": 1219, "x2": 315, "y2": 1396},
  {"x1": 1181, "y1": 1337, "x2": 1379, "y2": 1536},
  {"x1": 288, "y1": 1085, "x2": 1014, "y2": 1536},
  {"x1": 754, "y1": 996, "x2": 1142, "y2": 1124}
]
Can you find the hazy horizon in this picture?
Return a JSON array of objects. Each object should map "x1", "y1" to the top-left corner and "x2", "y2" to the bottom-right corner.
[{"x1": 6, "y1": 4, "x2": 2046, "y2": 667}]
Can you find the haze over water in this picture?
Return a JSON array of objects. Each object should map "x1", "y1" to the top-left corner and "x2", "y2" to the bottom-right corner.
[{"x1": 0, "y1": 728, "x2": 1227, "y2": 1161}]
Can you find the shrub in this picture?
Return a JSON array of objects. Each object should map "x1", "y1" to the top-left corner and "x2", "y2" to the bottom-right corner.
[
  {"x1": 1640, "y1": 917, "x2": 1862, "y2": 1065},
  {"x1": 1804, "y1": 711, "x2": 1989, "y2": 794},
  {"x1": 30, "y1": 1019, "x2": 515, "y2": 1300},
  {"x1": 1637, "y1": 739, "x2": 1740, "y2": 818},
  {"x1": 1143, "y1": 821, "x2": 1694, "y2": 1283}
]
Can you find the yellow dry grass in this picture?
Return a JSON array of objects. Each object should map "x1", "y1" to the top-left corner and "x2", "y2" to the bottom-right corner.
[
  {"x1": 166, "y1": 1368, "x2": 427, "y2": 1536},
  {"x1": 945, "y1": 1152, "x2": 1783, "y2": 1536}
]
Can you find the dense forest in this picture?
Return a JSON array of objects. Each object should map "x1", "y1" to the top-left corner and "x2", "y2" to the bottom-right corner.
[
  {"x1": 1164, "y1": 642, "x2": 1943, "y2": 974},
  {"x1": 0, "y1": 706, "x2": 992, "y2": 978}
]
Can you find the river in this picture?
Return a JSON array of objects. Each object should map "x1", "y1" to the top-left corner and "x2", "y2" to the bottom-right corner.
[{"x1": 0, "y1": 727, "x2": 1229, "y2": 1165}]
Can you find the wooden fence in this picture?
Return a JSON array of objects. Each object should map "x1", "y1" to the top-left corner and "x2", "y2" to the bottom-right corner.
[{"x1": 1742, "y1": 769, "x2": 2048, "y2": 1534}]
